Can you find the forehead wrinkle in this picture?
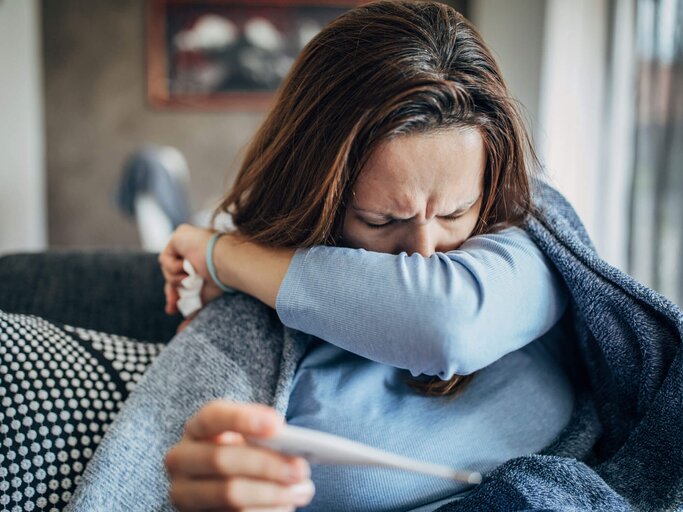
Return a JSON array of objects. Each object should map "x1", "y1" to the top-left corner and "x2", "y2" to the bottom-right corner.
[
  {"x1": 352, "y1": 127, "x2": 484, "y2": 220},
  {"x1": 426, "y1": 193, "x2": 479, "y2": 219},
  {"x1": 375, "y1": 183, "x2": 424, "y2": 214},
  {"x1": 351, "y1": 202, "x2": 416, "y2": 219},
  {"x1": 353, "y1": 177, "x2": 420, "y2": 218},
  {"x1": 352, "y1": 193, "x2": 480, "y2": 220}
]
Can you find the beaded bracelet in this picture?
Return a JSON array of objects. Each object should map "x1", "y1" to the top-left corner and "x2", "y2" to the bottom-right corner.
[{"x1": 206, "y1": 232, "x2": 238, "y2": 294}]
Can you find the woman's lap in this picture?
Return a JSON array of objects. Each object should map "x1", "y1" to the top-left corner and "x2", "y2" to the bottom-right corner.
[{"x1": 1, "y1": 303, "x2": 578, "y2": 512}]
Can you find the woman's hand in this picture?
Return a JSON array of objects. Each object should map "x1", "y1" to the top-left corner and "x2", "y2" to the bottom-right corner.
[
  {"x1": 164, "y1": 400, "x2": 315, "y2": 511},
  {"x1": 159, "y1": 224, "x2": 224, "y2": 317},
  {"x1": 161, "y1": 222, "x2": 294, "y2": 318}
]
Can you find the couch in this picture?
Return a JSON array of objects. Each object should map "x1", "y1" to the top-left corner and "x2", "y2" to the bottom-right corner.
[
  {"x1": 0, "y1": 251, "x2": 181, "y2": 342},
  {"x1": 0, "y1": 250, "x2": 180, "y2": 511}
]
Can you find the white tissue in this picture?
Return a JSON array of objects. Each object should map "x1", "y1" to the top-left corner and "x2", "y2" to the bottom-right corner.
[{"x1": 177, "y1": 259, "x2": 203, "y2": 317}]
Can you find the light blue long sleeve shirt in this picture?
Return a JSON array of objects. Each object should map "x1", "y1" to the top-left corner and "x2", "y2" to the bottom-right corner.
[
  {"x1": 276, "y1": 227, "x2": 568, "y2": 377},
  {"x1": 276, "y1": 227, "x2": 575, "y2": 511}
]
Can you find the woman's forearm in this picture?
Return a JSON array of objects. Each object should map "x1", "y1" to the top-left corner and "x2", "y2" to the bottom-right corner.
[
  {"x1": 213, "y1": 227, "x2": 567, "y2": 378},
  {"x1": 275, "y1": 228, "x2": 567, "y2": 377},
  {"x1": 213, "y1": 234, "x2": 294, "y2": 309}
]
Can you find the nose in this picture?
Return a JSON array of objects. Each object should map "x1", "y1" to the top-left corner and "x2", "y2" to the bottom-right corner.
[{"x1": 403, "y1": 223, "x2": 440, "y2": 257}]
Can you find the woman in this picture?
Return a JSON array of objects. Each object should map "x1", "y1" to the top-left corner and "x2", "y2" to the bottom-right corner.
[
  {"x1": 2, "y1": 3, "x2": 679, "y2": 511},
  {"x1": 158, "y1": 2, "x2": 574, "y2": 510}
]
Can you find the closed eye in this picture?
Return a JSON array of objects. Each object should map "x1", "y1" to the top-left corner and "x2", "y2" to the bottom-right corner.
[
  {"x1": 365, "y1": 213, "x2": 464, "y2": 229},
  {"x1": 365, "y1": 219, "x2": 397, "y2": 229},
  {"x1": 354, "y1": 195, "x2": 479, "y2": 230},
  {"x1": 440, "y1": 213, "x2": 465, "y2": 221}
]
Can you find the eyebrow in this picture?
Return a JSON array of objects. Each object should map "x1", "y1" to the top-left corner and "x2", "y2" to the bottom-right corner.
[{"x1": 352, "y1": 194, "x2": 481, "y2": 221}]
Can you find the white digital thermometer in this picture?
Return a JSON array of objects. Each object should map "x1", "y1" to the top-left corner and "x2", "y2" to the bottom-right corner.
[{"x1": 247, "y1": 424, "x2": 482, "y2": 485}]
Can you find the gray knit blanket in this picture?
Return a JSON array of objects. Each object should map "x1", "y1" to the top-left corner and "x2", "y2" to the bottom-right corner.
[{"x1": 66, "y1": 183, "x2": 683, "y2": 511}]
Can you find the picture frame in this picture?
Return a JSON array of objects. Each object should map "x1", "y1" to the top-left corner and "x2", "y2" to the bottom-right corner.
[{"x1": 146, "y1": 0, "x2": 360, "y2": 110}]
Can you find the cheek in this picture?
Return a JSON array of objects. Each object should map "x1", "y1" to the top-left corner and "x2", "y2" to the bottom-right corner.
[
  {"x1": 440, "y1": 208, "x2": 481, "y2": 251},
  {"x1": 340, "y1": 214, "x2": 365, "y2": 248},
  {"x1": 462, "y1": 206, "x2": 481, "y2": 236},
  {"x1": 460, "y1": 199, "x2": 483, "y2": 235}
]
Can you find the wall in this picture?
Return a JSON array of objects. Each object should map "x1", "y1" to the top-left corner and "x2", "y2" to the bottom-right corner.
[
  {"x1": 42, "y1": 0, "x2": 265, "y2": 248},
  {"x1": 41, "y1": 0, "x2": 486, "y2": 249},
  {"x1": 537, "y1": 0, "x2": 610, "y2": 253},
  {"x1": 0, "y1": 0, "x2": 46, "y2": 254},
  {"x1": 472, "y1": 0, "x2": 630, "y2": 270},
  {"x1": 470, "y1": 0, "x2": 547, "y2": 144}
]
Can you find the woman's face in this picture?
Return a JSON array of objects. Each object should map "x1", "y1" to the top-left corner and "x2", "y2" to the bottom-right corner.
[{"x1": 342, "y1": 127, "x2": 485, "y2": 256}]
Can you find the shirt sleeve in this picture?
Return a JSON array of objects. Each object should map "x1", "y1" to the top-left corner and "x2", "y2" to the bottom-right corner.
[{"x1": 275, "y1": 227, "x2": 568, "y2": 378}]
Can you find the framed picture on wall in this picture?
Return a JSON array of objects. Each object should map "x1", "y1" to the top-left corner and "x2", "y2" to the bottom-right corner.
[{"x1": 146, "y1": 0, "x2": 360, "y2": 110}]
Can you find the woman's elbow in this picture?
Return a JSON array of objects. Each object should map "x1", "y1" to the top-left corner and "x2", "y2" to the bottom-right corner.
[
  {"x1": 401, "y1": 296, "x2": 485, "y2": 377},
  {"x1": 421, "y1": 319, "x2": 482, "y2": 378}
]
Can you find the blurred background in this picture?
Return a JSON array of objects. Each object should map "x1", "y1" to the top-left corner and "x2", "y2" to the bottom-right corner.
[{"x1": 0, "y1": 0, "x2": 681, "y2": 307}]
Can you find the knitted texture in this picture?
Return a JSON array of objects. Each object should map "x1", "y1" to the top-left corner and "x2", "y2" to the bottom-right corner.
[
  {"x1": 66, "y1": 182, "x2": 683, "y2": 511},
  {"x1": 433, "y1": 184, "x2": 683, "y2": 511}
]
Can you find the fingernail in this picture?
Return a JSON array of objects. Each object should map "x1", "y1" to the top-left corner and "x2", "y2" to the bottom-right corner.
[
  {"x1": 284, "y1": 460, "x2": 310, "y2": 482},
  {"x1": 289, "y1": 480, "x2": 315, "y2": 505},
  {"x1": 250, "y1": 416, "x2": 270, "y2": 434},
  {"x1": 215, "y1": 431, "x2": 241, "y2": 445},
  {"x1": 283, "y1": 465, "x2": 299, "y2": 482},
  {"x1": 295, "y1": 458, "x2": 311, "y2": 480}
]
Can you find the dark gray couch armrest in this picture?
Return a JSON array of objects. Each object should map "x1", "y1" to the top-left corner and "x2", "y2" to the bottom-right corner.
[{"x1": 0, "y1": 250, "x2": 181, "y2": 342}]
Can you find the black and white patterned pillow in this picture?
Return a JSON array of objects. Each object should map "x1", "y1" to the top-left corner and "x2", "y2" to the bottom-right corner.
[{"x1": 0, "y1": 310, "x2": 165, "y2": 512}]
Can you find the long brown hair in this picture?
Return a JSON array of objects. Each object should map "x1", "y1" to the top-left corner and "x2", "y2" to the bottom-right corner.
[{"x1": 215, "y1": 0, "x2": 540, "y2": 397}]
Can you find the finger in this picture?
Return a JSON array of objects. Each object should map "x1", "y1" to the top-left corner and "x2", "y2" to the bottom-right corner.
[
  {"x1": 160, "y1": 255, "x2": 185, "y2": 275},
  {"x1": 184, "y1": 401, "x2": 284, "y2": 440},
  {"x1": 165, "y1": 441, "x2": 310, "y2": 484},
  {"x1": 202, "y1": 507, "x2": 295, "y2": 512},
  {"x1": 213, "y1": 431, "x2": 245, "y2": 445},
  {"x1": 162, "y1": 269, "x2": 187, "y2": 286},
  {"x1": 159, "y1": 237, "x2": 180, "y2": 263},
  {"x1": 159, "y1": 245, "x2": 183, "y2": 268},
  {"x1": 204, "y1": 508, "x2": 295, "y2": 512},
  {"x1": 165, "y1": 283, "x2": 179, "y2": 314},
  {"x1": 238, "y1": 507, "x2": 296, "y2": 512},
  {"x1": 165, "y1": 283, "x2": 179, "y2": 315},
  {"x1": 169, "y1": 477, "x2": 315, "y2": 511},
  {"x1": 179, "y1": 430, "x2": 245, "y2": 446},
  {"x1": 160, "y1": 256, "x2": 187, "y2": 283}
]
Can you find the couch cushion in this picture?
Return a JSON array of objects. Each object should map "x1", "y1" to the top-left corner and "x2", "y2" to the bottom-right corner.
[
  {"x1": 0, "y1": 310, "x2": 165, "y2": 511},
  {"x1": 0, "y1": 251, "x2": 181, "y2": 343}
]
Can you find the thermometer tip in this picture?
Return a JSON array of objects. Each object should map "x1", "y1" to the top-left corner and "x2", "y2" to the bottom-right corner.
[{"x1": 468, "y1": 472, "x2": 482, "y2": 485}]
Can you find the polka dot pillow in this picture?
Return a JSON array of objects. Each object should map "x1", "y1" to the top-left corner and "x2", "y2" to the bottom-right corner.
[{"x1": 0, "y1": 310, "x2": 165, "y2": 512}]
